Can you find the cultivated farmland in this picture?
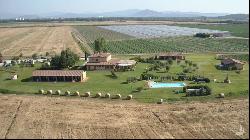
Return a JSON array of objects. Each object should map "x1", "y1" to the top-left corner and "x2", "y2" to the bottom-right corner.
[
  {"x1": 74, "y1": 25, "x2": 248, "y2": 54},
  {"x1": 0, "y1": 26, "x2": 83, "y2": 57},
  {"x1": 102, "y1": 37, "x2": 249, "y2": 54},
  {"x1": 175, "y1": 23, "x2": 249, "y2": 38},
  {"x1": 73, "y1": 26, "x2": 134, "y2": 43},
  {"x1": 0, "y1": 94, "x2": 248, "y2": 139},
  {"x1": 99, "y1": 25, "x2": 230, "y2": 38}
]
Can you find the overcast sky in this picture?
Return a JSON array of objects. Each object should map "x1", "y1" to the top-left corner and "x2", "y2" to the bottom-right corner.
[{"x1": 0, "y1": 0, "x2": 249, "y2": 14}]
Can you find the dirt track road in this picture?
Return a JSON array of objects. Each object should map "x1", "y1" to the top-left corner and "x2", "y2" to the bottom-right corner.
[{"x1": 0, "y1": 94, "x2": 248, "y2": 139}]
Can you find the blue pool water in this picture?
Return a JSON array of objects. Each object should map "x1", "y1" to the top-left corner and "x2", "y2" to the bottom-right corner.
[{"x1": 149, "y1": 82, "x2": 186, "y2": 88}]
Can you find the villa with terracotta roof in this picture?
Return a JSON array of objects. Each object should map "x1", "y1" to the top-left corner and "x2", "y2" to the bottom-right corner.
[
  {"x1": 157, "y1": 52, "x2": 185, "y2": 60},
  {"x1": 218, "y1": 58, "x2": 245, "y2": 70},
  {"x1": 85, "y1": 53, "x2": 136, "y2": 71}
]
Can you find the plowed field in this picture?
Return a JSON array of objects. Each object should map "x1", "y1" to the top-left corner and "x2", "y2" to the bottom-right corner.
[{"x1": 0, "y1": 94, "x2": 248, "y2": 139}]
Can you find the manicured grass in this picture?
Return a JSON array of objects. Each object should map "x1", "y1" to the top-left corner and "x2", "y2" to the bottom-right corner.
[
  {"x1": 175, "y1": 23, "x2": 249, "y2": 38},
  {"x1": 103, "y1": 36, "x2": 249, "y2": 54},
  {"x1": 0, "y1": 53, "x2": 248, "y2": 103}
]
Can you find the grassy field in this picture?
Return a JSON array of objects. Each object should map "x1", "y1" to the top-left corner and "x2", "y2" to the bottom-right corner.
[
  {"x1": 175, "y1": 23, "x2": 249, "y2": 38},
  {"x1": 0, "y1": 53, "x2": 248, "y2": 103},
  {"x1": 102, "y1": 36, "x2": 249, "y2": 54}
]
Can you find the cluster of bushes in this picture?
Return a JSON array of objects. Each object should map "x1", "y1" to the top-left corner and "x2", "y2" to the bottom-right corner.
[
  {"x1": 174, "y1": 73, "x2": 210, "y2": 82},
  {"x1": 181, "y1": 60, "x2": 199, "y2": 73},
  {"x1": 126, "y1": 77, "x2": 138, "y2": 83},
  {"x1": 140, "y1": 73, "x2": 159, "y2": 80},
  {"x1": 140, "y1": 72, "x2": 210, "y2": 82},
  {"x1": 194, "y1": 77, "x2": 210, "y2": 83},
  {"x1": 130, "y1": 56, "x2": 173, "y2": 65},
  {"x1": 215, "y1": 65, "x2": 241, "y2": 71},
  {"x1": 110, "y1": 70, "x2": 118, "y2": 79},
  {"x1": 160, "y1": 75, "x2": 173, "y2": 81},
  {"x1": 194, "y1": 33, "x2": 212, "y2": 38},
  {"x1": 50, "y1": 48, "x2": 79, "y2": 69},
  {"x1": 183, "y1": 85, "x2": 212, "y2": 96},
  {"x1": 130, "y1": 56, "x2": 147, "y2": 63}
]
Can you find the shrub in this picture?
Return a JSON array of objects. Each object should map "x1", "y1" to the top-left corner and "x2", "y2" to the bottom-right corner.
[
  {"x1": 177, "y1": 75, "x2": 186, "y2": 81},
  {"x1": 183, "y1": 68, "x2": 191, "y2": 73},
  {"x1": 194, "y1": 33, "x2": 211, "y2": 38},
  {"x1": 185, "y1": 85, "x2": 212, "y2": 96},
  {"x1": 32, "y1": 53, "x2": 38, "y2": 59},
  {"x1": 194, "y1": 77, "x2": 210, "y2": 83},
  {"x1": 136, "y1": 87, "x2": 144, "y2": 92},
  {"x1": 204, "y1": 78, "x2": 210, "y2": 83},
  {"x1": 127, "y1": 77, "x2": 137, "y2": 83},
  {"x1": 167, "y1": 58, "x2": 173, "y2": 65},
  {"x1": 177, "y1": 60, "x2": 181, "y2": 65},
  {"x1": 180, "y1": 64, "x2": 186, "y2": 69},
  {"x1": 140, "y1": 73, "x2": 158, "y2": 80},
  {"x1": 111, "y1": 70, "x2": 118, "y2": 79},
  {"x1": 188, "y1": 61, "x2": 193, "y2": 66},
  {"x1": 51, "y1": 48, "x2": 79, "y2": 69},
  {"x1": 12, "y1": 56, "x2": 19, "y2": 61},
  {"x1": 235, "y1": 70, "x2": 241, "y2": 74},
  {"x1": 130, "y1": 56, "x2": 145, "y2": 62},
  {"x1": 183, "y1": 87, "x2": 187, "y2": 93},
  {"x1": 165, "y1": 65, "x2": 170, "y2": 73}
]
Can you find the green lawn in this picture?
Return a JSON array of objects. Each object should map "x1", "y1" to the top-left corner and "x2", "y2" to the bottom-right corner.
[
  {"x1": 0, "y1": 53, "x2": 248, "y2": 103},
  {"x1": 175, "y1": 23, "x2": 249, "y2": 38}
]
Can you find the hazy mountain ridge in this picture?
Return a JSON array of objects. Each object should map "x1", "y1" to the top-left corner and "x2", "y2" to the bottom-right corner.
[{"x1": 0, "y1": 9, "x2": 248, "y2": 20}]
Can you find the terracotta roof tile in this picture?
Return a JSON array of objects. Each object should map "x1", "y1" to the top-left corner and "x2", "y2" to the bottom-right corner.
[
  {"x1": 222, "y1": 58, "x2": 244, "y2": 65},
  {"x1": 32, "y1": 70, "x2": 85, "y2": 77}
]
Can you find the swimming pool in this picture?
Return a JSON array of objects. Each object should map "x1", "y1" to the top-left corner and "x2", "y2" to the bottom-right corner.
[{"x1": 149, "y1": 81, "x2": 186, "y2": 88}]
